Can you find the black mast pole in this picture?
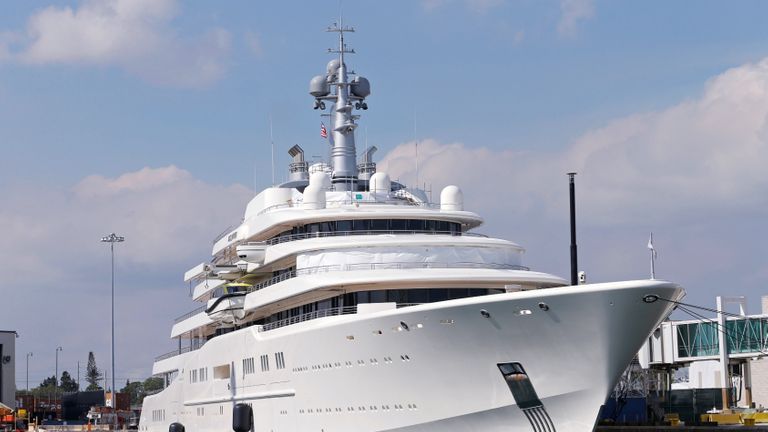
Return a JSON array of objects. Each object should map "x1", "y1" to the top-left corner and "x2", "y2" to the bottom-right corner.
[{"x1": 568, "y1": 172, "x2": 578, "y2": 285}]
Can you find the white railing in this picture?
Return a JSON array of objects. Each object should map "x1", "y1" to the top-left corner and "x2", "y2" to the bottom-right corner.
[{"x1": 172, "y1": 262, "x2": 528, "y2": 324}]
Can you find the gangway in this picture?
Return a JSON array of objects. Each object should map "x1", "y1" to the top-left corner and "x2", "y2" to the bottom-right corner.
[{"x1": 638, "y1": 296, "x2": 768, "y2": 408}]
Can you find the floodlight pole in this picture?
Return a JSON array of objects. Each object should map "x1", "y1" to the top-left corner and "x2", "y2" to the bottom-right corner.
[
  {"x1": 101, "y1": 232, "x2": 124, "y2": 429},
  {"x1": 26, "y1": 352, "x2": 33, "y2": 392},
  {"x1": 55, "y1": 346, "x2": 62, "y2": 419}
]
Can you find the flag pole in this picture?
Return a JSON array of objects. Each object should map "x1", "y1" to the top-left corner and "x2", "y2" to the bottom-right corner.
[{"x1": 648, "y1": 232, "x2": 656, "y2": 279}]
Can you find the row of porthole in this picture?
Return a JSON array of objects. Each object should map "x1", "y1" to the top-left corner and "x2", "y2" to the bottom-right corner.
[
  {"x1": 292, "y1": 355, "x2": 412, "y2": 373},
  {"x1": 297, "y1": 404, "x2": 418, "y2": 414}
]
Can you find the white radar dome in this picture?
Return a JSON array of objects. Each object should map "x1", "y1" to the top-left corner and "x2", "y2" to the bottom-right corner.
[
  {"x1": 327, "y1": 59, "x2": 341, "y2": 76},
  {"x1": 309, "y1": 75, "x2": 330, "y2": 97},
  {"x1": 302, "y1": 185, "x2": 326, "y2": 210},
  {"x1": 369, "y1": 172, "x2": 391, "y2": 194},
  {"x1": 309, "y1": 171, "x2": 332, "y2": 189},
  {"x1": 440, "y1": 185, "x2": 464, "y2": 211}
]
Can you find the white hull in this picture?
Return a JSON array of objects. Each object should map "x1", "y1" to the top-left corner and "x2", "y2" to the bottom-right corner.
[{"x1": 141, "y1": 280, "x2": 681, "y2": 432}]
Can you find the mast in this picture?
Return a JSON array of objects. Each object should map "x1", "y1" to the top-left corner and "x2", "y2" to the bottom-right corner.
[{"x1": 309, "y1": 22, "x2": 371, "y2": 191}]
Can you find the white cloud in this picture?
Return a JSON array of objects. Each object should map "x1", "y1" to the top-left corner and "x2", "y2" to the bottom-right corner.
[
  {"x1": 558, "y1": 0, "x2": 595, "y2": 36},
  {"x1": 1, "y1": 166, "x2": 252, "y2": 381},
  {"x1": 382, "y1": 57, "x2": 768, "y2": 227},
  {"x1": 1, "y1": 0, "x2": 231, "y2": 87},
  {"x1": 0, "y1": 165, "x2": 251, "y2": 281},
  {"x1": 378, "y1": 55, "x2": 768, "y2": 303}
]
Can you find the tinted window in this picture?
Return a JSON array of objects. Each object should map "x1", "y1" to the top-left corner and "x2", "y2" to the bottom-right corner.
[
  {"x1": 390, "y1": 219, "x2": 406, "y2": 230},
  {"x1": 370, "y1": 219, "x2": 388, "y2": 230},
  {"x1": 353, "y1": 219, "x2": 370, "y2": 231},
  {"x1": 336, "y1": 220, "x2": 352, "y2": 232},
  {"x1": 436, "y1": 221, "x2": 449, "y2": 232},
  {"x1": 407, "y1": 220, "x2": 425, "y2": 231}
]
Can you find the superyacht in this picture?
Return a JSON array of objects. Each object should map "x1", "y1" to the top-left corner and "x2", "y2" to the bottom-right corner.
[{"x1": 140, "y1": 24, "x2": 684, "y2": 432}]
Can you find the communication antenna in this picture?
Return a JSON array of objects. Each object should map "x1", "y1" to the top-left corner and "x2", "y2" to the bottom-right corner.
[
  {"x1": 270, "y1": 115, "x2": 275, "y2": 186},
  {"x1": 413, "y1": 111, "x2": 419, "y2": 188}
]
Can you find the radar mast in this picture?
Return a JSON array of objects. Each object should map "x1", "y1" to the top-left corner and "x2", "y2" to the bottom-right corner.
[{"x1": 309, "y1": 22, "x2": 370, "y2": 191}]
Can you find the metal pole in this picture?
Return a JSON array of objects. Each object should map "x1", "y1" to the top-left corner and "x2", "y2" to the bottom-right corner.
[
  {"x1": 26, "y1": 352, "x2": 32, "y2": 392},
  {"x1": 55, "y1": 346, "x2": 61, "y2": 420},
  {"x1": 568, "y1": 172, "x2": 578, "y2": 285},
  {"x1": 101, "y1": 233, "x2": 123, "y2": 430},
  {"x1": 111, "y1": 240, "x2": 116, "y2": 429}
]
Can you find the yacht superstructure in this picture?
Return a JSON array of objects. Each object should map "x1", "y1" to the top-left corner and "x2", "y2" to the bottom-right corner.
[{"x1": 140, "y1": 24, "x2": 684, "y2": 432}]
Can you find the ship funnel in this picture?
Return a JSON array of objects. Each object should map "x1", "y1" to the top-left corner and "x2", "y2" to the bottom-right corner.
[
  {"x1": 288, "y1": 145, "x2": 309, "y2": 182},
  {"x1": 357, "y1": 146, "x2": 377, "y2": 181}
]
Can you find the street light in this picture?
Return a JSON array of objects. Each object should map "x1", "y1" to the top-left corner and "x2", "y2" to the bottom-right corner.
[
  {"x1": 55, "y1": 346, "x2": 62, "y2": 420},
  {"x1": 55, "y1": 346, "x2": 62, "y2": 387},
  {"x1": 26, "y1": 352, "x2": 33, "y2": 392},
  {"x1": 101, "y1": 232, "x2": 124, "y2": 429}
]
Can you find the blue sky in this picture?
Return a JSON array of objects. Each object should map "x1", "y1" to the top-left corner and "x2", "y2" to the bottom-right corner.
[{"x1": 3, "y1": 0, "x2": 768, "y2": 388}]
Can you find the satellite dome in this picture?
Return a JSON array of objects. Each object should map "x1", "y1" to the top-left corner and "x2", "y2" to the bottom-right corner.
[
  {"x1": 369, "y1": 172, "x2": 391, "y2": 194},
  {"x1": 309, "y1": 75, "x2": 330, "y2": 97},
  {"x1": 440, "y1": 185, "x2": 463, "y2": 211},
  {"x1": 351, "y1": 76, "x2": 371, "y2": 98},
  {"x1": 309, "y1": 171, "x2": 332, "y2": 189},
  {"x1": 327, "y1": 59, "x2": 341, "y2": 75},
  {"x1": 301, "y1": 185, "x2": 326, "y2": 210}
]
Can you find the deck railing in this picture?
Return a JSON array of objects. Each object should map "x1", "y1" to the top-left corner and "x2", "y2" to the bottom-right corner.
[
  {"x1": 172, "y1": 261, "x2": 529, "y2": 324},
  {"x1": 154, "y1": 340, "x2": 207, "y2": 362},
  {"x1": 258, "y1": 303, "x2": 421, "y2": 332},
  {"x1": 264, "y1": 229, "x2": 487, "y2": 246}
]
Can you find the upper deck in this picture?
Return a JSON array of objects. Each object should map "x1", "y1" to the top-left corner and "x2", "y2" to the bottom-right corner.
[{"x1": 211, "y1": 186, "x2": 483, "y2": 261}]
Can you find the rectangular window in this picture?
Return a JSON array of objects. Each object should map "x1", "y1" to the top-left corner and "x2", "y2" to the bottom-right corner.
[
  {"x1": 390, "y1": 219, "x2": 406, "y2": 230},
  {"x1": 370, "y1": 219, "x2": 388, "y2": 231},
  {"x1": 353, "y1": 219, "x2": 370, "y2": 231},
  {"x1": 261, "y1": 354, "x2": 270, "y2": 371},
  {"x1": 336, "y1": 220, "x2": 352, "y2": 232},
  {"x1": 407, "y1": 219, "x2": 425, "y2": 231},
  {"x1": 213, "y1": 364, "x2": 231, "y2": 379},
  {"x1": 242, "y1": 357, "x2": 255, "y2": 375},
  {"x1": 275, "y1": 352, "x2": 285, "y2": 369}
]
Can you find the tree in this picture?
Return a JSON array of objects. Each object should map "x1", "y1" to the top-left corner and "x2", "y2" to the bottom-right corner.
[
  {"x1": 85, "y1": 351, "x2": 103, "y2": 391},
  {"x1": 143, "y1": 377, "x2": 164, "y2": 394},
  {"x1": 32, "y1": 375, "x2": 57, "y2": 399},
  {"x1": 60, "y1": 371, "x2": 78, "y2": 392},
  {"x1": 39, "y1": 375, "x2": 56, "y2": 388},
  {"x1": 121, "y1": 380, "x2": 144, "y2": 405}
]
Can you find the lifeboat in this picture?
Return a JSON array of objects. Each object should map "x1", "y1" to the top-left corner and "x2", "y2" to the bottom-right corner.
[
  {"x1": 205, "y1": 282, "x2": 251, "y2": 324},
  {"x1": 236, "y1": 242, "x2": 266, "y2": 265}
]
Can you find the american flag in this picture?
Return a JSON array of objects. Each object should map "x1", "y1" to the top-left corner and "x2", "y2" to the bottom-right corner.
[{"x1": 320, "y1": 122, "x2": 328, "y2": 139}]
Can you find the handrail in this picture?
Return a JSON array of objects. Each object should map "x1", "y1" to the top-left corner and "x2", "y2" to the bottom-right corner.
[
  {"x1": 212, "y1": 221, "x2": 243, "y2": 244},
  {"x1": 257, "y1": 198, "x2": 441, "y2": 216},
  {"x1": 174, "y1": 305, "x2": 205, "y2": 323},
  {"x1": 155, "y1": 340, "x2": 207, "y2": 362},
  {"x1": 172, "y1": 262, "x2": 529, "y2": 324},
  {"x1": 158, "y1": 303, "x2": 420, "y2": 362},
  {"x1": 264, "y1": 229, "x2": 487, "y2": 245},
  {"x1": 259, "y1": 303, "x2": 419, "y2": 332}
]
